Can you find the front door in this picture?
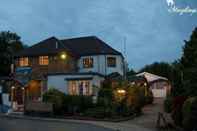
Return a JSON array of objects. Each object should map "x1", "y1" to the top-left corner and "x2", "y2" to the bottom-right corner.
[{"x1": 25, "y1": 80, "x2": 41, "y2": 102}]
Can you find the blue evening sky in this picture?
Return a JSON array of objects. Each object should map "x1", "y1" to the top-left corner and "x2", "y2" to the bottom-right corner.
[{"x1": 0, "y1": 0, "x2": 196, "y2": 70}]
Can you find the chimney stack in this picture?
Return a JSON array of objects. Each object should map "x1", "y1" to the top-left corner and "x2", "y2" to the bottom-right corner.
[{"x1": 55, "y1": 42, "x2": 58, "y2": 49}]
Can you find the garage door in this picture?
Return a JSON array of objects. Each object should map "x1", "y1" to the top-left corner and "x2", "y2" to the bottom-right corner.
[{"x1": 151, "y1": 88, "x2": 167, "y2": 98}]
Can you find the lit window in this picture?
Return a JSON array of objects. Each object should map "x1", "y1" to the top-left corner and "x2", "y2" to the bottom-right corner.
[
  {"x1": 83, "y1": 58, "x2": 93, "y2": 68},
  {"x1": 68, "y1": 80, "x2": 91, "y2": 95},
  {"x1": 84, "y1": 81, "x2": 90, "y2": 95},
  {"x1": 68, "y1": 81, "x2": 78, "y2": 95},
  {"x1": 107, "y1": 57, "x2": 116, "y2": 67},
  {"x1": 39, "y1": 56, "x2": 49, "y2": 65},
  {"x1": 19, "y1": 57, "x2": 29, "y2": 66}
]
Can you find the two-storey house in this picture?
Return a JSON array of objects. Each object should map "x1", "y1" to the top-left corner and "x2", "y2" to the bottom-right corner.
[{"x1": 14, "y1": 36, "x2": 125, "y2": 105}]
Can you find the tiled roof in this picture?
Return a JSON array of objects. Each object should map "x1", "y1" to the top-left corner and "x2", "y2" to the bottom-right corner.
[
  {"x1": 15, "y1": 36, "x2": 122, "y2": 57},
  {"x1": 61, "y1": 36, "x2": 122, "y2": 56},
  {"x1": 136, "y1": 72, "x2": 168, "y2": 83},
  {"x1": 14, "y1": 37, "x2": 76, "y2": 57}
]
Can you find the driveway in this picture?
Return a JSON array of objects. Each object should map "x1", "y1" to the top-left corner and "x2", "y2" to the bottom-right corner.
[{"x1": 122, "y1": 98, "x2": 171, "y2": 130}]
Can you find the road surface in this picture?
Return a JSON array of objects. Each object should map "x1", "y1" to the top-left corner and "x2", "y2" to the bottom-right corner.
[{"x1": 0, "y1": 116, "x2": 113, "y2": 131}]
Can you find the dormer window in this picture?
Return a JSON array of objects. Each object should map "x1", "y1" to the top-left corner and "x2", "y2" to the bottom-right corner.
[
  {"x1": 107, "y1": 57, "x2": 116, "y2": 67},
  {"x1": 83, "y1": 57, "x2": 93, "y2": 68},
  {"x1": 39, "y1": 56, "x2": 49, "y2": 65},
  {"x1": 19, "y1": 57, "x2": 29, "y2": 67}
]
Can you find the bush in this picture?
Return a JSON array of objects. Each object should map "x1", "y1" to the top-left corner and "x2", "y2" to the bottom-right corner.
[
  {"x1": 84, "y1": 107, "x2": 106, "y2": 118},
  {"x1": 43, "y1": 89, "x2": 93, "y2": 115},
  {"x1": 43, "y1": 88, "x2": 66, "y2": 115},
  {"x1": 182, "y1": 97, "x2": 197, "y2": 131},
  {"x1": 97, "y1": 86, "x2": 114, "y2": 108},
  {"x1": 125, "y1": 85, "x2": 146, "y2": 114},
  {"x1": 65, "y1": 95, "x2": 93, "y2": 114},
  {"x1": 164, "y1": 96, "x2": 173, "y2": 113},
  {"x1": 171, "y1": 96, "x2": 187, "y2": 126}
]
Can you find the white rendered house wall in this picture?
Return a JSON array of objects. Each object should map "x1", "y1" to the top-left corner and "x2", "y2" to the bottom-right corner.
[
  {"x1": 47, "y1": 74, "x2": 104, "y2": 94},
  {"x1": 78, "y1": 55, "x2": 124, "y2": 76}
]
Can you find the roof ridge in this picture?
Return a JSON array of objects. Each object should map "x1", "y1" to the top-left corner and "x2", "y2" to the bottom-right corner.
[
  {"x1": 60, "y1": 35, "x2": 96, "y2": 41},
  {"x1": 27, "y1": 36, "x2": 58, "y2": 49}
]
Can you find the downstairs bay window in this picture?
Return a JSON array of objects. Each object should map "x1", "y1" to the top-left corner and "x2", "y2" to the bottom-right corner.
[{"x1": 68, "y1": 80, "x2": 91, "y2": 96}]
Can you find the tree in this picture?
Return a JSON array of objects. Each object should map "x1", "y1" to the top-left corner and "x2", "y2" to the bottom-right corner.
[
  {"x1": 126, "y1": 68, "x2": 136, "y2": 76},
  {"x1": 139, "y1": 62, "x2": 174, "y2": 81},
  {"x1": 0, "y1": 31, "x2": 26, "y2": 76},
  {"x1": 171, "y1": 60, "x2": 184, "y2": 96},
  {"x1": 181, "y1": 27, "x2": 197, "y2": 96}
]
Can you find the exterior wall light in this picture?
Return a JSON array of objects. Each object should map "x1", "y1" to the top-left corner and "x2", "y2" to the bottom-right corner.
[{"x1": 60, "y1": 53, "x2": 67, "y2": 60}]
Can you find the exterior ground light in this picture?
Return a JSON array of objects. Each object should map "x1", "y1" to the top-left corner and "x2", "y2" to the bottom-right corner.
[
  {"x1": 117, "y1": 89, "x2": 126, "y2": 94},
  {"x1": 115, "y1": 89, "x2": 126, "y2": 102}
]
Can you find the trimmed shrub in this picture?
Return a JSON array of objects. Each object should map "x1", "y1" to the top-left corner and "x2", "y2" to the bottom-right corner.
[
  {"x1": 64, "y1": 95, "x2": 93, "y2": 114},
  {"x1": 43, "y1": 89, "x2": 93, "y2": 115},
  {"x1": 125, "y1": 85, "x2": 146, "y2": 114},
  {"x1": 182, "y1": 97, "x2": 197, "y2": 131},
  {"x1": 164, "y1": 96, "x2": 173, "y2": 113},
  {"x1": 84, "y1": 106, "x2": 118, "y2": 118},
  {"x1": 43, "y1": 88, "x2": 66, "y2": 115},
  {"x1": 97, "y1": 86, "x2": 114, "y2": 108},
  {"x1": 84, "y1": 107, "x2": 106, "y2": 118}
]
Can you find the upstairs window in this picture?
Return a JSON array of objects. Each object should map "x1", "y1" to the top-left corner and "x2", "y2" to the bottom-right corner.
[
  {"x1": 39, "y1": 56, "x2": 49, "y2": 65},
  {"x1": 107, "y1": 57, "x2": 116, "y2": 67},
  {"x1": 83, "y1": 57, "x2": 93, "y2": 68},
  {"x1": 19, "y1": 57, "x2": 29, "y2": 66}
]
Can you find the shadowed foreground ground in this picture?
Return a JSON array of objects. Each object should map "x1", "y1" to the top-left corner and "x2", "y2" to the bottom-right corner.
[
  {"x1": 0, "y1": 117, "x2": 114, "y2": 131},
  {"x1": 0, "y1": 98, "x2": 171, "y2": 131}
]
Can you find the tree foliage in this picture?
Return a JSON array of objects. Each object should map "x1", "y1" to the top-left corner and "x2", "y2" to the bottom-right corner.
[
  {"x1": 126, "y1": 68, "x2": 136, "y2": 76},
  {"x1": 140, "y1": 62, "x2": 174, "y2": 81},
  {"x1": 0, "y1": 31, "x2": 26, "y2": 76},
  {"x1": 181, "y1": 28, "x2": 197, "y2": 96}
]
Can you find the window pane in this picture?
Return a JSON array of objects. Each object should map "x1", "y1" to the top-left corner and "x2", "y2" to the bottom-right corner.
[
  {"x1": 85, "y1": 81, "x2": 90, "y2": 95},
  {"x1": 68, "y1": 80, "x2": 91, "y2": 96},
  {"x1": 83, "y1": 58, "x2": 93, "y2": 68},
  {"x1": 19, "y1": 57, "x2": 29, "y2": 66},
  {"x1": 107, "y1": 57, "x2": 116, "y2": 67},
  {"x1": 39, "y1": 56, "x2": 49, "y2": 65},
  {"x1": 68, "y1": 81, "x2": 78, "y2": 95}
]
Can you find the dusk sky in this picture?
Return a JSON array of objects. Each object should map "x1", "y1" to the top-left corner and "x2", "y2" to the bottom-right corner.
[{"x1": 0, "y1": 0, "x2": 197, "y2": 70}]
